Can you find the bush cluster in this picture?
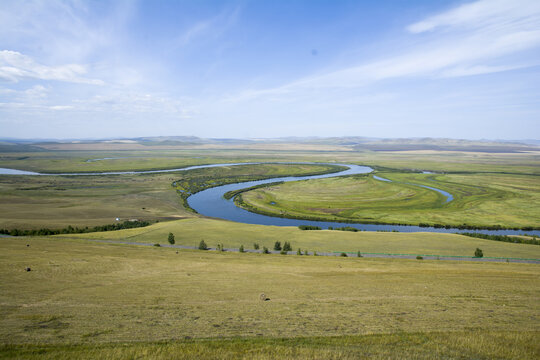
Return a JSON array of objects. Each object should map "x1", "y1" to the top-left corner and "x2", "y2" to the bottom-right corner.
[
  {"x1": 298, "y1": 225, "x2": 321, "y2": 230},
  {"x1": 198, "y1": 240, "x2": 208, "y2": 250}
]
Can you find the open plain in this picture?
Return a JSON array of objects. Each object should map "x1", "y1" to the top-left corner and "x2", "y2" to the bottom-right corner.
[{"x1": 0, "y1": 139, "x2": 539, "y2": 359}]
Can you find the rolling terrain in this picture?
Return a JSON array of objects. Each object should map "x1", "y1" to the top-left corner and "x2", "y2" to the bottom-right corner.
[{"x1": 0, "y1": 137, "x2": 539, "y2": 359}]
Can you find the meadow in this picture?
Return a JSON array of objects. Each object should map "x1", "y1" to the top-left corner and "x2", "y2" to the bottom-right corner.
[
  {"x1": 0, "y1": 141, "x2": 539, "y2": 358},
  {"x1": 239, "y1": 172, "x2": 540, "y2": 229},
  {"x1": 0, "y1": 163, "x2": 340, "y2": 230},
  {"x1": 1, "y1": 237, "x2": 538, "y2": 359}
]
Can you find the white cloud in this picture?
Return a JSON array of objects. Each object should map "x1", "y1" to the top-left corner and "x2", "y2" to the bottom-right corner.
[
  {"x1": 407, "y1": 0, "x2": 540, "y2": 33},
  {"x1": 225, "y1": 0, "x2": 540, "y2": 104},
  {"x1": 24, "y1": 85, "x2": 48, "y2": 98},
  {"x1": 0, "y1": 0, "x2": 135, "y2": 63},
  {"x1": 0, "y1": 50, "x2": 104, "y2": 85},
  {"x1": 171, "y1": 6, "x2": 241, "y2": 49},
  {"x1": 49, "y1": 105, "x2": 74, "y2": 111}
]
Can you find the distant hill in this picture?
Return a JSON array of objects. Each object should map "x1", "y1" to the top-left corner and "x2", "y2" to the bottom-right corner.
[{"x1": 0, "y1": 136, "x2": 538, "y2": 153}]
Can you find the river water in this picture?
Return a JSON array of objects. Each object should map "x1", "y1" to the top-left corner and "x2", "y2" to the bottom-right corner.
[{"x1": 0, "y1": 163, "x2": 537, "y2": 236}]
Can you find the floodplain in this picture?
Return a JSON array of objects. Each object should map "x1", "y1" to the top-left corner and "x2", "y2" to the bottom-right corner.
[{"x1": 0, "y1": 138, "x2": 539, "y2": 359}]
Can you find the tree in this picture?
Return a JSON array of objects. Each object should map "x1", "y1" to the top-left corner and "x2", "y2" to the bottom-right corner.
[
  {"x1": 239, "y1": 244, "x2": 245, "y2": 253},
  {"x1": 198, "y1": 240, "x2": 208, "y2": 250},
  {"x1": 253, "y1": 243, "x2": 260, "y2": 250},
  {"x1": 168, "y1": 232, "x2": 175, "y2": 245},
  {"x1": 474, "y1": 248, "x2": 483, "y2": 258},
  {"x1": 283, "y1": 241, "x2": 292, "y2": 252},
  {"x1": 262, "y1": 246, "x2": 269, "y2": 254},
  {"x1": 297, "y1": 248, "x2": 302, "y2": 255},
  {"x1": 274, "y1": 241, "x2": 282, "y2": 251}
]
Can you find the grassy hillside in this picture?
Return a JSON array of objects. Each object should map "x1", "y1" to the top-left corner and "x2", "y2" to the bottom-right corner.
[
  {"x1": 0, "y1": 237, "x2": 538, "y2": 358},
  {"x1": 59, "y1": 218, "x2": 540, "y2": 259}
]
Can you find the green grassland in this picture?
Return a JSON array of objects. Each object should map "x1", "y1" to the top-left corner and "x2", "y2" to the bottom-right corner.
[
  {"x1": 59, "y1": 218, "x2": 540, "y2": 259},
  {"x1": 0, "y1": 163, "x2": 340, "y2": 230},
  {"x1": 1, "y1": 143, "x2": 539, "y2": 175},
  {"x1": 1, "y1": 237, "x2": 538, "y2": 359},
  {"x1": 239, "y1": 172, "x2": 540, "y2": 229},
  {"x1": 1, "y1": 144, "x2": 540, "y2": 358},
  {"x1": 1, "y1": 147, "x2": 538, "y2": 232}
]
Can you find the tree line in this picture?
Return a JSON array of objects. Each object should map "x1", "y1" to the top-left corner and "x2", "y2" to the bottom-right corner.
[
  {"x1": 0, "y1": 220, "x2": 151, "y2": 237},
  {"x1": 459, "y1": 232, "x2": 539, "y2": 245}
]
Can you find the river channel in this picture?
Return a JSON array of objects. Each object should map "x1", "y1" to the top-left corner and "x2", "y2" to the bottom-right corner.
[{"x1": 0, "y1": 163, "x2": 537, "y2": 236}]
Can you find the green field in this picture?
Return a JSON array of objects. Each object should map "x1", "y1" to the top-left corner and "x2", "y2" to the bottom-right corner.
[
  {"x1": 1, "y1": 142, "x2": 539, "y2": 358},
  {"x1": 239, "y1": 172, "x2": 540, "y2": 229},
  {"x1": 1, "y1": 237, "x2": 538, "y2": 358}
]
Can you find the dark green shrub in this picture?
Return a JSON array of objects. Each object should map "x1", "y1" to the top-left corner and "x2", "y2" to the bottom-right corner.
[
  {"x1": 416, "y1": 256, "x2": 423, "y2": 260},
  {"x1": 239, "y1": 244, "x2": 244, "y2": 253},
  {"x1": 298, "y1": 225, "x2": 321, "y2": 230},
  {"x1": 297, "y1": 248, "x2": 302, "y2": 255},
  {"x1": 262, "y1": 246, "x2": 269, "y2": 254},
  {"x1": 168, "y1": 233, "x2": 175, "y2": 245},
  {"x1": 304, "y1": 249, "x2": 309, "y2": 255},
  {"x1": 253, "y1": 243, "x2": 260, "y2": 250},
  {"x1": 283, "y1": 241, "x2": 292, "y2": 252},
  {"x1": 274, "y1": 241, "x2": 282, "y2": 251},
  {"x1": 198, "y1": 240, "x2": 208, "y2": 250},
  {"x1": 335, "y1": 227, "x2": 358, "y2": 232},
  {"x1": 474, "y1": 248, "x2": 483, "y2": 258},
  {"x1": 154, "y1": 243, "x2": 161, "y2": 247},
  {"x1": 280, "y1": 249, "x2": 287, "y2": 255},
  {"x1": 357, "y1": 251, "x2": 362, "y2": 258},
  {"x1": 340, "y1": 252, "x2": 348, "y2": 257}
]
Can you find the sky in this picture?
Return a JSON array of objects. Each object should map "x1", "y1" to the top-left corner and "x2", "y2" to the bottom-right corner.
[{"x1": 0, "y1": 0, "x2": 539, "y2": 140}]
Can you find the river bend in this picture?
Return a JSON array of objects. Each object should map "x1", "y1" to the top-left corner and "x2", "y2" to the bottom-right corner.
[{"x1": 0, "y1": 163, "x2": 537, "y2": 235}]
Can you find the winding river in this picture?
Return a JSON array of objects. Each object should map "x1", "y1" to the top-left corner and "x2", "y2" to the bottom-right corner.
[{"x1": 0, "y1": 163, "x2": 537, "y2": 236}]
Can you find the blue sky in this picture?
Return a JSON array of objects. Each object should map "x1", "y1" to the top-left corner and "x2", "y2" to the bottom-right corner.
[{"x1": 1, "y1": 0, "x2": 539, "y2": 140}]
